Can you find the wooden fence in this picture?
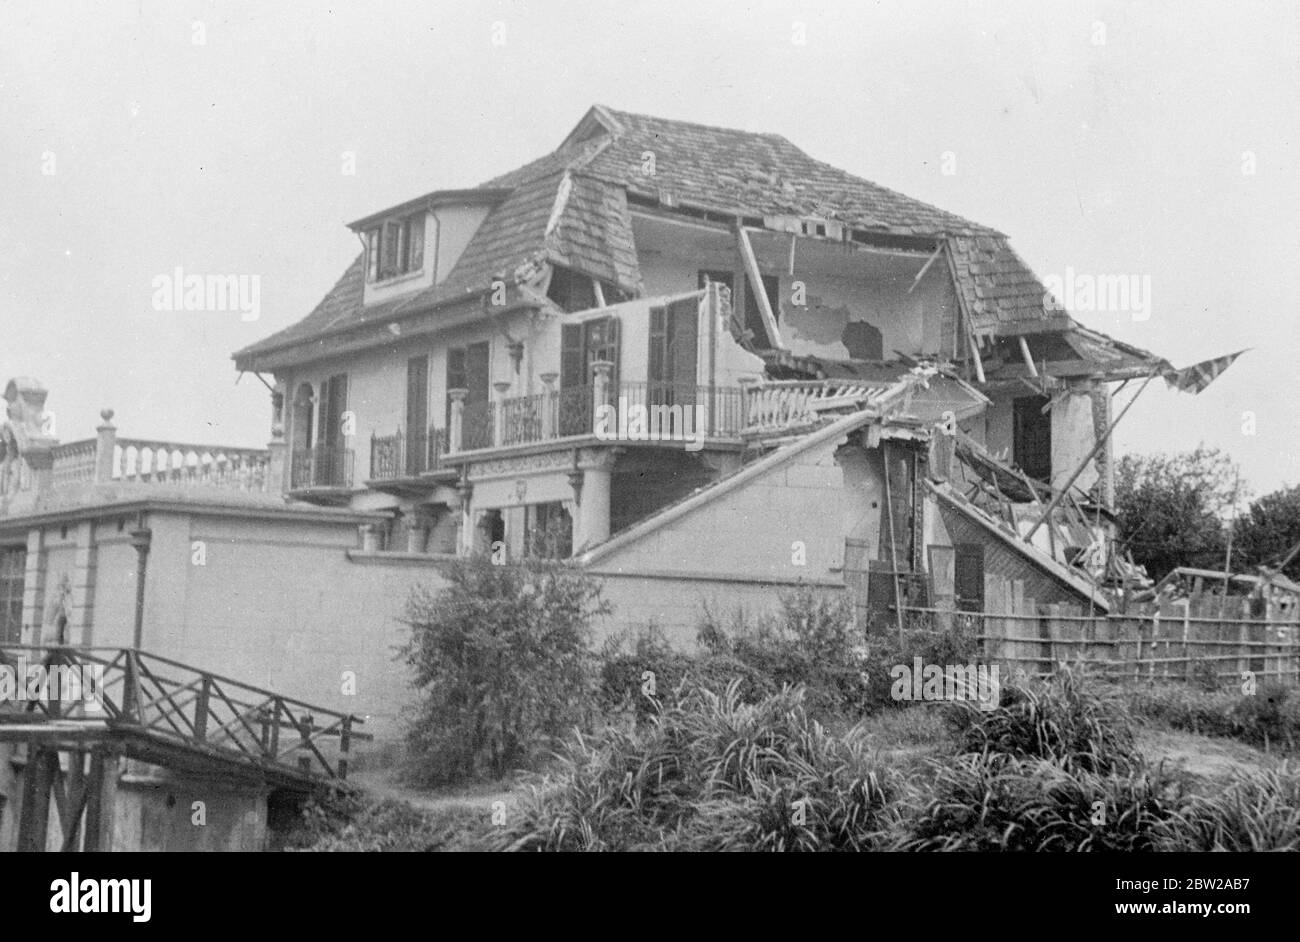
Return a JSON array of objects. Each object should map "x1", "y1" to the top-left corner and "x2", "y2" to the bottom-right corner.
[{"x1": 900, "y1": 574, "x2": 1300, "y2": 685}]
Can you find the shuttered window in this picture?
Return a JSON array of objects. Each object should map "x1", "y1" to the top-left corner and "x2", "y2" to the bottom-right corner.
[
  {"x1": 320, "y1": 374, "x2": 348, "y2": 449},
  {"x1": 0, "y1": 546, "x2": 26, "y2": 645}
]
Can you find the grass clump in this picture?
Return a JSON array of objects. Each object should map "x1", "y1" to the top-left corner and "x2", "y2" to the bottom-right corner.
[
  {"x1": 947, "y1": 667, "x2": 1137, "y2": 773},
  {"x1": 497, "y1": 681, "x2": 897, "y2": 852}
]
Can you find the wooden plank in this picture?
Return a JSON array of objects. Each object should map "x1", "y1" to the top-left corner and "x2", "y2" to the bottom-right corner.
[
  {"x1": 929, "y1": 545, "x2": 955, "y2": 632},
  {"x1": 736, "y1": 226, "x2": 782, "y2": 347}
]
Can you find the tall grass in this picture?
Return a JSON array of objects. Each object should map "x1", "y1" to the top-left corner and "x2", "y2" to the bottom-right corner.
[
  {"x1": 497, "y1": 682, "x2": 897, "y2": 852},
  {"x1": 947, "y1": 667, "x2": 1137, "y2": 773}
]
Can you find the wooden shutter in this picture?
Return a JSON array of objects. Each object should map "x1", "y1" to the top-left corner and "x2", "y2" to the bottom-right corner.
[
  {"x1": 407, "y1": 356, "x2": 429, "y2": 435},
  {"x1": 407, "y1": 216, "x2": 424, "y2": 271},
  {"x1": 321, "y1": 374, "x2": 348, "y2": 448},
  {"x1": 366, "y1": 229, "x2": 380, "y2": 282},
  {"x1": 667, "y1": 297, "x2": 698, "y2": 389},
  {"x1": 954, "y1": 543, "x2": 986, "y2": 612},
  {"x1": 380, "y1": 220, "x2": 401, "y2": 276},
  {"x1": 561, "y1": 324, "x2": 584, "y2": 389}
]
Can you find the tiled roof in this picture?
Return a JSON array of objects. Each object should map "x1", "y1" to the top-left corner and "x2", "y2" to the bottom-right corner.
[{"x1": 235, "y1": 105, "x2": 1107, "y2": 365}]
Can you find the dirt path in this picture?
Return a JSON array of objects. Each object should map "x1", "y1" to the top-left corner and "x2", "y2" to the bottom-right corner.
[
  {"x1": 1135, "y1": 726, "x2": 1278, "y2": 781},
  {"x1": 351, "y1": 769, "x2": 521, "y2": 815}
]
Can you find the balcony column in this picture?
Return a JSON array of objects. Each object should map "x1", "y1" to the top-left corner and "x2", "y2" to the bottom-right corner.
[
  {"x1": 493, "y1": 381, "x2": 512, "y2": 448},
  {"x1": 93, "y1": 409, "x2": 117, "y2": 483},
  {"x1": 590, "y1": 360, "x2": 614, "y2": 435},
  {"x1": 447, "y1": 388, "x2": 467, "y2": 453},
  {"x1": 455, "y1": 480, "x2": 474, "y2": 555},
  {"x1": 573, "y1": 449, "x2": 616, "y2": 551},
  {"x1": 540, "y1": 372, "x2": 559, "y2": 439}
]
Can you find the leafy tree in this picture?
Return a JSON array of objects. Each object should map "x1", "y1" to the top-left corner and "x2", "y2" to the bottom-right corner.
[
  {"x1": 1114, "y1": 446, "x2": 1241, "y2": 582},
  {"x1": 399, "y1": 553, "x2": 610, "y2": 786},
  {"x1": 1232, "y1": 484, "x2": 1300, "y2": 580}
]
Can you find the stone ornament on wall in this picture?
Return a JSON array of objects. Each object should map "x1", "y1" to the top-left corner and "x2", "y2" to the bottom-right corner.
[{"x1": 2, "y1": 377, "x2": 56, "y2": 498}]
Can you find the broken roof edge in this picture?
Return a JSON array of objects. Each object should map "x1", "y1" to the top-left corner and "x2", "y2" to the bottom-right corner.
[
  {"x1": 576, "y1": 407, "x2": 884, "y2": 569},
  {"x1": 926, "y1": 479, "x2": 1112, "y2": 612}
]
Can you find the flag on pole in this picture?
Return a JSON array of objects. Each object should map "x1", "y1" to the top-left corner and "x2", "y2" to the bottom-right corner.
[{"x1": 1162, "y1": 349, "x2": 1248, "y2": 394}]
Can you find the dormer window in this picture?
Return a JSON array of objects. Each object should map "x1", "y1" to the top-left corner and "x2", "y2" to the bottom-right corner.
[{"x1": 365, "y1": 212, "x2": 424, "y2": 282}]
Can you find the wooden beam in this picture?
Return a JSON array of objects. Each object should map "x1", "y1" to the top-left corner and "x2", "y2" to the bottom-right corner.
[
  {"x1": 591, "y1": 278, "x2": 606, "y2": 309},
  {"x1": 736, "y1": 225, "x2": 782, "y2": 348},
  {"x1": 907, "y1": 243, "x2": 944, "y2": 294},
  {"x1": 1018, "y1": 336, "x2": 1039, "y2": 378}
]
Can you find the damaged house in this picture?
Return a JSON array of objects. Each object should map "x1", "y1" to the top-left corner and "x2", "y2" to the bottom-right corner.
[
  {"x1": 233, "y1": 105, "x2": 1160, "y2": 632},
  {"x1": 1, "y1": 106, "x2": 1171, "y2": 751}
]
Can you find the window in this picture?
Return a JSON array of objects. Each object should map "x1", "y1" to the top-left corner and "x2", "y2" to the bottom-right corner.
[
  {"x1": 525, "y1": 502, "x2": 572, "y2": 559},
  {"x1": 699, "y1": 269, "x2": 778, "y2": 345},
  {"x1": 366, "y1": 213, "x2": 425, "y2": 282},
  {"x1": 0, "y1": 546, "x2": 26, "y2": 645},
  {"x1": 1013, "y1": 396, "x2": 1053, "y2": 484},
  {"x1": 447, "y1": 341, "x2": 491, "y2": 449},
  {"x1": 406, "y1": 355, "x2": 430, "y2": 475}
]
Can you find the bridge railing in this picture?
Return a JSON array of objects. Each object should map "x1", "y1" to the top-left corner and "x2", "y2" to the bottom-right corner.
[{"x1": 0, "y1": 645, "x2": 368, "y2": 781}]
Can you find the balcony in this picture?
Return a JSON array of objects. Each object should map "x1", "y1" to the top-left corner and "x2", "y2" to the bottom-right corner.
[
  {"x1": 43, "y1": 415, "x2": 271, "y2": 495},
  {"x1": 290, "y1": 445, "x2": 354, "y2": 491},
  {"x1": 369, "y1": 427, "x2": 448, "y2": 482},
  {"x1": 446, "y1": 380, "x2": 746, "y2": 455}
]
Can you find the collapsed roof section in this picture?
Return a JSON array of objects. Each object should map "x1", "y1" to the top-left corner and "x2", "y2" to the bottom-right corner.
[{"x1": 234, "y1": 104, "x2": 1166, "y2": 381}]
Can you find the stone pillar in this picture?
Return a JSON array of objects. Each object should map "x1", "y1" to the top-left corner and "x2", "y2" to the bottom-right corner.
[
  {"x1": 573, "y1": 450, "x2": 614, "y2": 551},
  {"x1": 359, "y1": 523, "x2": 379, "y2": 553},
  {"x1": 267, "y1": 386, "x2": 287, "y2": 494},
  {"x1": 70, "y1": 521, "x2": 97, "y2": 646},
  {"x1": 448, "y1": 389, "x2": 467, "y2": 453},
  {"x1": 493, "y1": 381, "x2": 512, "y2": 448},
  {"x1": 540, "y1": 372, "x2": 559, "y2": 439},
  {"x1": 590, "y1": 360, "x2": 614, "y2": 436},
  {"x1": 455, "y1": 480, "x2": 474, "y2": 555},
  {"x1": 20, "y1": 527, "x2": 45, "y2": 645},
  {"x1": 94, "y1": 409, "x2": 117, "y2": 483},
  {"x1": 266, "y1": 428, "x2": 287, "y2": 495},
  {"x1": 407, "y1": 513, "x2": 429, "y2": 554}
]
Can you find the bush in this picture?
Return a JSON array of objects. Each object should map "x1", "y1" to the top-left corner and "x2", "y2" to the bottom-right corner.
[
  {"x1": 1157, "y1": 764, "x2": 1300, "y2": 851},
  {"x1": 598, "y1": 628, "x2": 777, "y2": 722},
  {"x1": 280, "y1": 791, "x2": 491, "y2": 852},
  {"x1": 1127, "y1": 682, "x2": 1300, "y2": 751},
  {"x1": 695, "y1": 590, "x2": 872, "y2": 715},
  {"x1": 860, "y1": 618, "x2": 981, "y2": 711},
  {"x1": 887, "y1": 751, "x2": 1185, "y2": 852},
  {"x1": 496, "y1": 682, "x2": 897, "y2": 852},
  {"x1": 399, "y1": 554, "x2": 610, "y2": 786},
  {"x1": 947, "y1": 667, "x2": 1138, "y2": 774}
]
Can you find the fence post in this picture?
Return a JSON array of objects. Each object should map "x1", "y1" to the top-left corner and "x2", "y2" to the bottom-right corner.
[
  {"x1": 298, "y1": 713, "x2": 314, "y2": 774},
  {"x1": 94, "y1": 409, "x2": 117, "y2": 483}
]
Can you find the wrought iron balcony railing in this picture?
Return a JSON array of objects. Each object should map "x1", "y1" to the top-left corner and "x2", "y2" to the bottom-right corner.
[
  {"x1": 290, "y1": 445, "x2": 353, "y2": 489},
  {"x1": 369, "y1": 427, "x2": 447, "y2": 480}
]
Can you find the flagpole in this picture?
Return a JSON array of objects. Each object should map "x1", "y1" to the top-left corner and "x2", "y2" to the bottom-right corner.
[{"x1": 1025, "y1": 365, "x2": 1161, "y2": 543}]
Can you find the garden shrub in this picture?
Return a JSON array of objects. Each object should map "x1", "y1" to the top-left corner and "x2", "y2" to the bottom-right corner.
[
  {"x1": 399, "y1": 553, "x2": 609, "y2": 786},
  {"x1": 947, "y1": 667, "x2": 1138, "y2": 774}
]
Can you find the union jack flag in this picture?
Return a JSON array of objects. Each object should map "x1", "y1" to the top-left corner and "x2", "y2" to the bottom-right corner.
[{"x1": 1162, "y1": 349, "x2": 1247, "y2": 394}]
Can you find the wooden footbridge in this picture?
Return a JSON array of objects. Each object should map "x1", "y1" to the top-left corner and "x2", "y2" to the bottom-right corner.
[{"x1": 0, "y1": 645, "x2": 368, "y2": 852}]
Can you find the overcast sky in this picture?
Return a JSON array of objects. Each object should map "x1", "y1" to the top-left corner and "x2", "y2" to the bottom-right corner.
[{"x1": 2, "y1": 0, "x2": 1296, "y2": 499}]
